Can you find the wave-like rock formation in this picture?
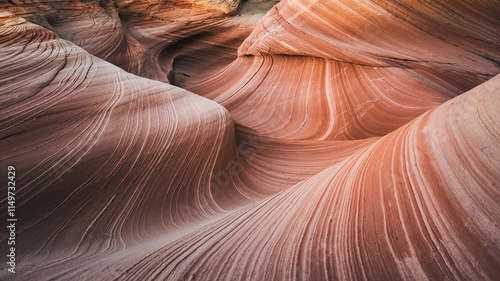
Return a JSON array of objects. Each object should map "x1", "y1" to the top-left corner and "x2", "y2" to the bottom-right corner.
[{"x1": 0, "y1": 0, "x2": 499, "y2": 280}]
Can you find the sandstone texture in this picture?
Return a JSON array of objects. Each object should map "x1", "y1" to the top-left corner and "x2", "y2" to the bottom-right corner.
[{"x1": 0, "y1": 0, "x2": 499, "y2": 280}]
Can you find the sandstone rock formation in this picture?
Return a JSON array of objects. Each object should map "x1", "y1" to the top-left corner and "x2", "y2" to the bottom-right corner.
[{"x1": 0, "y1": 0, "x2": 499, "y2": 280}]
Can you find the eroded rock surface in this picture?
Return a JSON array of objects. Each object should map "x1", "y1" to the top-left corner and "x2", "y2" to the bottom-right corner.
[{"x1": 0, "y1": 0, "x2": 499, "y2": 280}]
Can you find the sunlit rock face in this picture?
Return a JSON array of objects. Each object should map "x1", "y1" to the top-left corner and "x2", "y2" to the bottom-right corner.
[{"x1": 0, "y1": 0, "x2": 499, "y2": 280}]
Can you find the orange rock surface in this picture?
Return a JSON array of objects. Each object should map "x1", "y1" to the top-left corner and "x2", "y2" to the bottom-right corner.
[{"x1": 0, "y1": 0, "x2": 499, "y2": 280}]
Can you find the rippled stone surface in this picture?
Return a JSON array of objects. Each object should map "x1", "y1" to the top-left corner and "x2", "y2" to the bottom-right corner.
[{"x1": 0, "y1": 0, "x2": 499, "y2": 280}]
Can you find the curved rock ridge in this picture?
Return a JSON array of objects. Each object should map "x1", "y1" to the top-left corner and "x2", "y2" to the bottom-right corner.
[
  {"x1": 0, "y1": 14, "x2": 255, "y2": 264},
  {"x1": 184, "y1": 55, "x2": 468, "y2": 140},
  {"x1": 0, "y1": 11, "x2": 349, "y2": 278},
  {"x1": 8, "y1": 70, "x2": 499, "y2": 280},
  {"x1": 117, "y1": 74, "x2": 499, "y2": 281},
  {"x1": 0, "y1": 1, "x2": 265, "y2": 82},
  {"x1": 180, "y1": 0, "x2": 499, "y2": 142},
  {"x1": 45, "y1": 7, "x2": 149, "y2": 76},
  {"x1": 122, "y1": 13, "x2": 255, "y2": 83},
  {"x1": 0, "y1": 0, "x2": 499, "y2": 280},
  {"x1": 239, "y1": 0, "x2": 500, "y2": 75}
]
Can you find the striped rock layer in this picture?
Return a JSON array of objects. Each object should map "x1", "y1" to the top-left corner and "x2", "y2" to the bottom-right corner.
[{"x1": 0, "y1": 0, "x2": 499, "y2": 280}]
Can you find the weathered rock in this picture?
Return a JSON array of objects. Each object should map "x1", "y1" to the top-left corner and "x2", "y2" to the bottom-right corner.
[{"x1": 0, "y1": 0, "x2": 499, "y2": 280}]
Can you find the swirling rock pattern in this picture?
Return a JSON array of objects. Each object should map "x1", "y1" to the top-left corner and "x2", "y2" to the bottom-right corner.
[
  {"x1": 113, "y1": 75, "x2": 500, "y2": 281},
  {"x1": 0, "y1": 0, "x2": 499, "y2": 280}
]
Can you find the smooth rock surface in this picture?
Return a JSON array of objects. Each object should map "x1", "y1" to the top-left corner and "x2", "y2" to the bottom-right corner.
[{"x1": 0, "y1": 0, "x2": 499, "y2": 280}]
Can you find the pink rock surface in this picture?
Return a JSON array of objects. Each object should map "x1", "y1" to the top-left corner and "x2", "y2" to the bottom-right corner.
[{"x1": 0, "y1": 0, "x2": 499, "y2": 280}]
